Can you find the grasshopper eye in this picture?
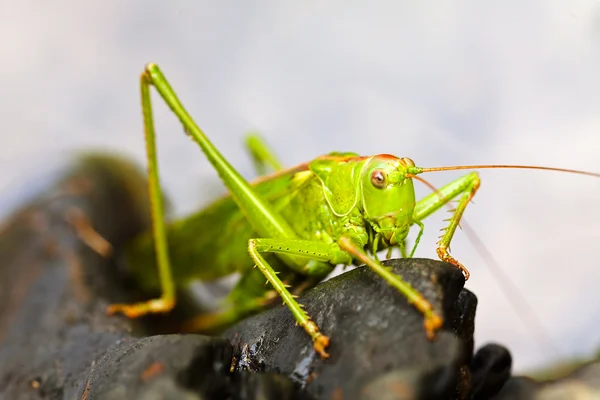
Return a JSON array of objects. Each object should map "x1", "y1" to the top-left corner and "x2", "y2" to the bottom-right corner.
[{"x1": 370, "y1": 170, "x2": 387, "y2": 189}]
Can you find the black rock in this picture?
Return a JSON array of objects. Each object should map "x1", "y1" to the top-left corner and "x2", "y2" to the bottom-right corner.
[
  {"x1": 75, "y1": 334, "x2": 233, "y2": 399},
  {"x1": 224, "y1": 258, "x2": 480, "y2": 400},
  {"x1": 470, "y1": 344, "x2": 512, "y2": 399},
  {"x1": 0, "y1": 155, "x2": 154, "y2": 400},
  {"x1": 232, "y1": 372, "x2": 317, "y2": 400}
]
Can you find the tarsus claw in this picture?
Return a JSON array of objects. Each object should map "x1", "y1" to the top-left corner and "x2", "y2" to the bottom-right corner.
[{"x1": 314, "y1": 335, "x2": 330, "y2": 359}]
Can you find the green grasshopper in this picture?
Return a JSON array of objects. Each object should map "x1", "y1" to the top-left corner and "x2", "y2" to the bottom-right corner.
[{"x1": 107, "y1": 63, "x2": 600, "y2": 358}]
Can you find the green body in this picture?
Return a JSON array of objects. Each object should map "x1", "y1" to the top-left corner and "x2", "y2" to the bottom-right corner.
[
  {"x1": 108, "y1": 63, "x2": 483, "y2": 358},
  {"x1": 126, "y1": 155, "x2": 415, "y2": 303}
]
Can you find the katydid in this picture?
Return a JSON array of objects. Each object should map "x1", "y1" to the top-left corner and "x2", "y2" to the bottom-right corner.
[{"x1": 107, "y1": 63, "x2": 600, "y2": 359}]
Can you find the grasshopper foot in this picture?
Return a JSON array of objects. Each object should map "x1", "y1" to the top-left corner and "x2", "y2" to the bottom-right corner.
[
  {"x1": 424, "y1": 312, "x2": 444, "y2": 340},
  {"x1": 106, "y1": 298, "x2": 174, "y2": 318},
  {"x1": 437, "y1": 246, "x2": 470, "y2": 280},
  {"x1": 313, "y1": 334, "x2": 330, "y2": 359}
]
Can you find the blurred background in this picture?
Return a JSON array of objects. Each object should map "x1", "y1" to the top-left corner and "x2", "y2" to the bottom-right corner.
[{"x1": 2, "y1": 1, "x2": 600, "y2": 373}]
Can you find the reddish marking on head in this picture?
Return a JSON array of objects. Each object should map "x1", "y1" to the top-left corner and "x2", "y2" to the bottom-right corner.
[
  {"x1": 316, "y1": 154, "x2": 371, "y2": 163},
  {"x1": 374, "y1": 154, "x2": 400, "y2": 162}
]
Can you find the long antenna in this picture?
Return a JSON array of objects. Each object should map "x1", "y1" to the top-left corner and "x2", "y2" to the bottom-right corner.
[{"x1": 420, "y1": 164, "x2": 600, "y2": 178}]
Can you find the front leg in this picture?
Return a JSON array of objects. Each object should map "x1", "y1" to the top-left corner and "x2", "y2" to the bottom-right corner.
[
  {"x1": 338, "y1": 236, "x2": 443, "y2": 339},
  {"x1": 412, "y1": 172, "x2": 481, "y2": 280},
  {"x1": 246, "y1": 238, "x2": 349, "y2": 358},
  {"x1": 247, "y1": 237, "x2": 444, "y2": 356}
]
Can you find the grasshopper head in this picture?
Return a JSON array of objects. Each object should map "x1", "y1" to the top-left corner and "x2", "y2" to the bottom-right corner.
[{"x1": 361, "y1": 155, "x2": 420, "y2": 245}]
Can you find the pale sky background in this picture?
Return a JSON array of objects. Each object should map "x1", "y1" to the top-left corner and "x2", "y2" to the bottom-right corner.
[{"x1": 2, "y1": 1, "x2": 600, "y2": 372}]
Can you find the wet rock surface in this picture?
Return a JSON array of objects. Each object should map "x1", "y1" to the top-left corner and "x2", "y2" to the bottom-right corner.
[
  {"x1": 0, "y1": 153, "x2": 597, "y2": 399},
  {"x1": 224, "y1": 258, "x2": 477, "y2": 400}
]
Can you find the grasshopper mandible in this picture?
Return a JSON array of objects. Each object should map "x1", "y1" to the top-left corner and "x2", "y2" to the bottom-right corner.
[{"x1": 107, "y1": 63, "x2": 600, "y2": 358}]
